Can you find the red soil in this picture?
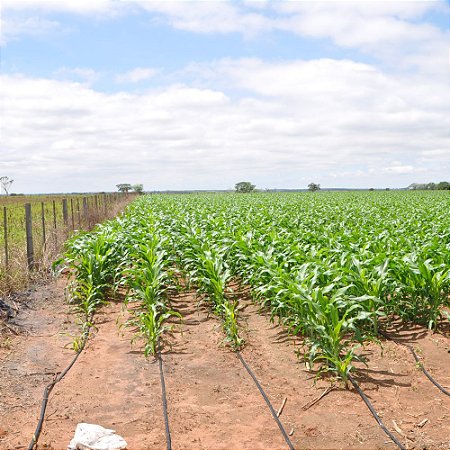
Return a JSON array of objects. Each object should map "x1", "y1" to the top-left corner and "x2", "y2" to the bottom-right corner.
[{"x1": 1, "y1": 280, "x2": 449, "y2": 449}]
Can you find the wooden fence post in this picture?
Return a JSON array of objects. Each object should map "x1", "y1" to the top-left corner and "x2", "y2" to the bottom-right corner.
[
  {"x1": 70, "y1": 198, "x2": 75, "y2": 230},
  {"x1": 41, "y1": 202, "x2": 46, "y2": 250},
  {"x1": 77, "y1": 199, "x2": 81, "y2": 227},
  {"x1": 83, "y1": 197, "x2": 89, "y2": 228},
  {"x1": 62, "y1": 199, "x2": 68, "y2": 226},
  {"x1": 52, "y1": 200, "x2": 57, "y2": 247},
  {"x1": 3, "y1": 206, "x2": 8, "y2": 269},
  {"x1": 25, "y1": 203, "x2": 34, "y2": 270}
]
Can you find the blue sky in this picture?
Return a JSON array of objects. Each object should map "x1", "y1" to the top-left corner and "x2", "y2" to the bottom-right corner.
[{"x1": 1, "y1": 0, "x2": 449, "y2": 193}]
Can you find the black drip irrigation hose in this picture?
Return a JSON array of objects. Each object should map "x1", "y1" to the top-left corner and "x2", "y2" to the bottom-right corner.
[
  {"x1": 28, "y1": 320, "x2": 174, "y2": 450},
  {"x1": 157, "y1": 342, "x2": 172, "y2": 450},
  {"x1": 348, "y1": 375, "x2": 406, "y2": 450},
  {"x1": 379, "y1": 330, "x2": 450, "y2": 397},
  {"x1": 408, "y1": 346, "x2": 450, "y2": 396},
  {"x1": 28, "y1": 327, "x2": 91, "y2": 450},
  {"x1": 236, "y1": 351, "x2": 295, "y2": 450}
]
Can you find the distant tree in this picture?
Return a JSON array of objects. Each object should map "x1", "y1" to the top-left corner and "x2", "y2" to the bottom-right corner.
[
  {"x1": 116, "y1": 183, "x2": 132, "y2": 193},
  {"x1": 0, "y1": 176, "x2": 14, "y2": 196},
  {"x1": 408, "y1": 181, "x2": 449, "y2": 190},
  {"x1": 235, "y1": 181, "x2": 256, "y2": 193},
  {"x1": 308, "y1": 182, "x2": 321, "y2": 192},
  {"x1": 132, "y1": 183, "x2": 144, "y2": 194},
  {"x1": 436, "y1": 181, "x2": 450, "y2": 190},
  {"x1": 369, "y1": 188, "x2": 375, "y2": 191}
]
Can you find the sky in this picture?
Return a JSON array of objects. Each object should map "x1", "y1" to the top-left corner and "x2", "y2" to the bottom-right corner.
[{"x1": 0, "y1": 0, "x2": 449, "y2": 193}]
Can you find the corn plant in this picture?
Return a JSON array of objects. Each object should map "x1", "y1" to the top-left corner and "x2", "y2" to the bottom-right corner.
[
  {"x1": 392, "y1": 256, "x2": 450, "y2": 329},
  {"x1": 121, "y1": 231, "x2": 181, "y2": 357},
  {"x1": 56, "y1": 230, "x2": 117, "y2": 322},
  {"x1": 127, "y1": 302, "x2": 180, "y2": 357}
]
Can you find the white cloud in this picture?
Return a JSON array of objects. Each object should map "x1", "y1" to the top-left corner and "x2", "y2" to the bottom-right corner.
[
  {"x1": 274, "y1": 2, "x2": 448, "y2": 74},
  {"x1": 2, "y1": 0, "x2": 446, "y2": 79},
  {"x1": 115, "y1": 67, "x2": 159, "y2": 83},
  {"x1": 129, "y1": 1, "x2": 448, "y2": 81},
  {"x1": 1, "y1": 57, "x2": 448, "y2": 192},
  {"x1": 0, "y1": 15, "x2": 62, "y2": 45},
  {"x1": 1, "y1": 0, "x2": 119, "y2": 14},
  {"x1": 137, "y1": 1, "x2": 272, "y2": 36},
  {"x1": 54, "y1": 67, "x2": 101, "y2": 85},
  {"x1": 1, "y1": 0, "x2": 126, "y2": 45},
  {"x1": 419, "y1": 148, "x2": 450, "y2": 163},
  {"x1": 381, "y1": 164, "x2": 417, "y2": 175}
]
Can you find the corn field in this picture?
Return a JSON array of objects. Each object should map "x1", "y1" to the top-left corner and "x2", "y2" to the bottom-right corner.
[{"x1": 59, "y1": 190, "x2": 450, "y2": 381}]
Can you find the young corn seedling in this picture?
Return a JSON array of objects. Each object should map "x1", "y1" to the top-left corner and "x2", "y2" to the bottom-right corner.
[{"x1": 128, "y1": 302, "x2": 181, "y2": 357}]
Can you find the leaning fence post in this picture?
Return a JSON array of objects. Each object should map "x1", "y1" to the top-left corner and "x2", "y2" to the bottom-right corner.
[
  {"x1": 25, "y1": 203, "x2": 34, "y2": 270},
  {"x1": 62, "y1": 199, "x2": 68, "y2": 226},
  {"x1": 3, "y1": 206, "x2": 9, "y2": 269}
]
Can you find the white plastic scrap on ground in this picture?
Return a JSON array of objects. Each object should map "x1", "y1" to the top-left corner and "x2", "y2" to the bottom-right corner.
[{"x1": 68, "y1": 423, "x2": 127, "y2": 450}]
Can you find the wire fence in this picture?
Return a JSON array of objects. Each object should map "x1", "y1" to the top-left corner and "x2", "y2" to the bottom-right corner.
[{"x1": 0, "y1": 193, "x2": 136, "y2": 296}]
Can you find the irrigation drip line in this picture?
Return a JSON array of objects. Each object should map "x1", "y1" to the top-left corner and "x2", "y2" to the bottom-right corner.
[
  {"x1": 348, "y1": 375, "x2": 406, "y2": 450},
  {"x1": 27, "y1": 326, "x2": 91, "y2": 450},
  {"x1": 408, "y1": 346, "x2": 450, "y2": 396},
  {"x1": 157, "y1": 342, "x2": 172, "y2": 450},
  {"x1": 236, "y1": 351, "x2": 295, "y2": 450},
  {"x1": 379, "y1": 330, "x2": 450, "y2": 397}
]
